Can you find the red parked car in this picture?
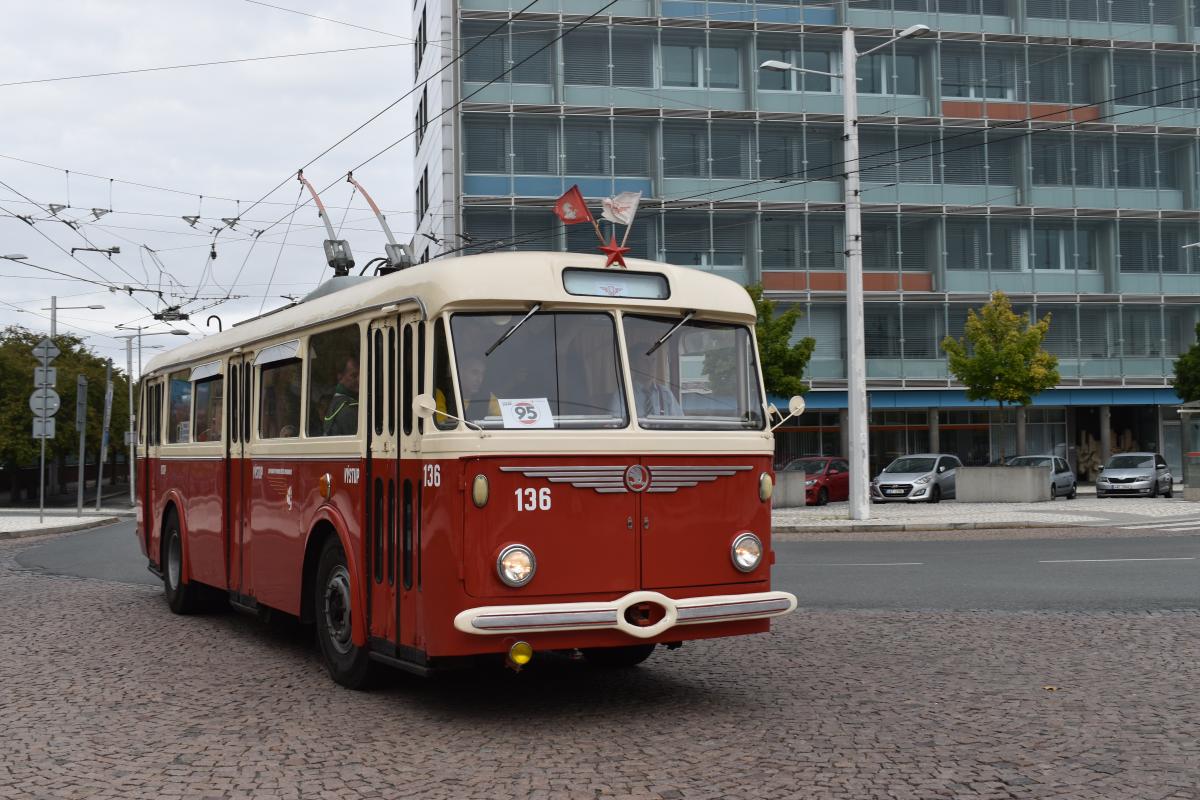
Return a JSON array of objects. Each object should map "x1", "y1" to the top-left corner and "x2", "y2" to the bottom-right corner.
[{"x1": 783, "y1": 456, "x2": 850, "y2": 506}]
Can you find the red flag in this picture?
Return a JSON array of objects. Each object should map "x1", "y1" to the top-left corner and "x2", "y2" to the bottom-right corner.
[{"x1": 553, "y1": 185, "x2": 594, "y2": 225}]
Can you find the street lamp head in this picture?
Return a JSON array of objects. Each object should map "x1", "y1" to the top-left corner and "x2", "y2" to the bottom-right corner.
[
  {"x1": 897, "y1": 24, "x2": 931, "y2": 40},
  {"x1": 169, "y1": 330, "x2": 188, "y2": 336},
  {"x1": 759, "y1": 59, "x2": 794, "y2": 72},
  {"x1": 86, "y1": 305, "x2": 105, "y2": 310},
  {"x1": 1, "y1": 253, "x2": 28, "y2": 260}
]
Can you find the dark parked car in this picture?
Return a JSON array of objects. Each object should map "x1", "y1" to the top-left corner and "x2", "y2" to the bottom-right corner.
[{"x1": 782, "y1": 456, "x2": 849, "y2": 506}]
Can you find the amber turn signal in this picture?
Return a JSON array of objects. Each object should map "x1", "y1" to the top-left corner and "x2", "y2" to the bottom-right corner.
[{"x1": 319, "y1": 472, "x2": 332, "y2": 499}]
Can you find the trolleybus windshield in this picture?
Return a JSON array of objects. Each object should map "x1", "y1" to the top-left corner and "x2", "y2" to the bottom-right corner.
[
  {"x1": 449, "y1": 311, "x2": 628, "y2": 429},
  {"x1": 623, "y1": 315, "x2": 763, "y2": 430}
]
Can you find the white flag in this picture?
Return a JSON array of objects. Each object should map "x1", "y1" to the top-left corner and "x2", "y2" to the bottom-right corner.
[{"x1": 601, "y1": 191, "x2": 642, "y2": 226}]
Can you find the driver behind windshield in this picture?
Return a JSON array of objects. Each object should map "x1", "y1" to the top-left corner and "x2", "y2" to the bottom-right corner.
[{"x1": 625, "y1": 323, "x2": 683, "y2": 417}]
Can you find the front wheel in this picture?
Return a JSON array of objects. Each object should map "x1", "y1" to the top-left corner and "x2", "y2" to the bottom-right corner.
[
  {"x1": 314, "y1": 537, "x2": 375, "y2": 689},
  {"x1": 927, "y1": 485, "x2": 941, "y2": 504},
  {"x1": 582, "y1": 644, "x2": 655, "y2": 668},
  {"x1": 1149, "y1": 481, "x2": 1158, "y2": 499},
  {"x1": 162, "y1": 513, "x2": 199, "y2": 615},
  {"x1": 1164, "y1": 482, "x2": 1174, "y2": 499},
  {"x1": 816, "y1": 487, "x2": 829, "y2": 506}
]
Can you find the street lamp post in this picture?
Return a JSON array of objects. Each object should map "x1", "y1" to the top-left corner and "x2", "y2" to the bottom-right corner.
[
  {"x1": 115, "y1": 328, "x2": 188, "y2": 505},
  {"x1": 761, "y1": 24, "x2": 929, "y2": 521}
]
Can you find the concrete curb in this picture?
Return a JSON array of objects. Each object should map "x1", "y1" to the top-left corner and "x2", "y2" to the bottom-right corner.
[
  {"x1": 774, "y1": 520, "x2": 1074, "y2": 534},
  {"x1": 0, "y1": 516, "x2": 122, "y2": 541}
]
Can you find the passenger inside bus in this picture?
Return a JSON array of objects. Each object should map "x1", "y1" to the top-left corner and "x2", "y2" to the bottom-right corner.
[
  {"x1": 623, "y1": 321, "x2": 683, "y2": 417},
  {"x1": 322, "y1": 357, "x2": 360, "y2": 436}
]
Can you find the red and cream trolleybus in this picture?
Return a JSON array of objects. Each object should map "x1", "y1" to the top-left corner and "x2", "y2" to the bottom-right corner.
[{"x1": 135, "y1": 252, "x2": 797, "y2": 687}]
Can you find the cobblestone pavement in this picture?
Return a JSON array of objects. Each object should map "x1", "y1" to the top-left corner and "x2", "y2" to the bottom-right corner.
[{"x1": 2, "y1": 538, "x2": 1198, "y2": 800}]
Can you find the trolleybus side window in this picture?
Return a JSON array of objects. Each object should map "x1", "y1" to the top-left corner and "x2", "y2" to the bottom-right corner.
[
  {"x1": 622, "y1": 314, "x2": 764, "y2": 430},
  {"x1": 373, "y1": 328, "x2": 384, "y2": 436},
  {"x1": 306, "y1": 325, "x2": 361, "y2": 438},
  {"x1": 432, "y1": 318, "x2": 458, "y2": 430},
  {"x1": 167, "y1": 370, "x2": 191, "y2": 444},
  {"x1": 230, "y1": 365, "x2": 239, "y2": 444},
  {"x1": 388, "y1": 328, "x2": 397, "y2": 437},
  {"x1": 448, "y1": 311, "x2": 627, "y2": 429},
  {"x1": 260, "y1": 359, "x2": 302, "y2": 439},
  {"x1": 417, "y1": 323, "x2": 427, "y2": 433},
  {"x1": 193, "y1": 376, "x2": 224, "y2": 443}
]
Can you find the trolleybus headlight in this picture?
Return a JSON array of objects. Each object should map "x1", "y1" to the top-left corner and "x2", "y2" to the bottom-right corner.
[
  {"x1": 497, "y1": 544, "x2": 537, "y2": 587},
  {"x1": 759, "y1": 472, "x2": 774, "y2": 502},
  {"x1": 731, "y1": 533, "x2": 763, "y2": 573}
]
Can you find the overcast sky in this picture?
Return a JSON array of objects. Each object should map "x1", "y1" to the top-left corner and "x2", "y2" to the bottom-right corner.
[{"x1": 0, "y1": 1, "x2": 414, "y2": 367}]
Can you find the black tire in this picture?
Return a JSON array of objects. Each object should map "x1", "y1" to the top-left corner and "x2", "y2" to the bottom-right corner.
[
  {"x1": 816, "y1": 487, "x2": 829, "y2": 506},
  {"x1": 1149, "y1": 481, "x2": 1158, "y2": 499},
  {"x1": 928, "y1": 485, "x2": 941, "y2": 504},
  {"x1": 162, "y1": 511, "x2": 200, "y2": 615},
  {"x1": 1049, "y1": 483, "x2": 1057, "y2": 500},
  {"x1": 582, "y1": 644, "x2": 656, "y2": 668},
  {"x1": 314, "y1": 536, "x2": 375, "y2": 689},
  {"x1": 1067, "y1": 483, "x2": 1077, "y2": 500},
  {"x1": 1165, "y1": 482, "x2": 1174, "y2": 499}
]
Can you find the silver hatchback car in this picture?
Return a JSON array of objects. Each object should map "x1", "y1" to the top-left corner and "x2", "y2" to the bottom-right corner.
[
  {"x1": 1096, "y1": 452, "x2": 1174, "y2": 498},
  {"x1": 870, "y1": 453, "x2": 961, "y2": 503},
  {"x1": 1007, "y1": 455, "x2": 1077, "y2": 499}
]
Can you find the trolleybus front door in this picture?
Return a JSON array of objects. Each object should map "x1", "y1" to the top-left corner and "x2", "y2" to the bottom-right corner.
[
  {"x1": 366, "y1": 318, "x2": 400, "y2": 645},
  {"x1": 227, "y1": 354, "x2": 252, "y2": 598}
]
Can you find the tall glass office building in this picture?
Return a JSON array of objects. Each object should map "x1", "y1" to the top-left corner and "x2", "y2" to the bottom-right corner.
[{"x1": 411, "y1": 0, "x2": 1200, "y2": 478}]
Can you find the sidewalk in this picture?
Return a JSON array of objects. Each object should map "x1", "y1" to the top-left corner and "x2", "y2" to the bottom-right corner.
[
  {"x1": 772, "y1": 494, "x2": 1196, "y2": 534},
  {"x1": 0, "y1": 500, "x2": 133, "y2": 540}
]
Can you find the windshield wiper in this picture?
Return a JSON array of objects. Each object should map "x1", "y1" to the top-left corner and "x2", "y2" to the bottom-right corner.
[
  {"x1": 645, "y1": 309, "x2": 695, "y2": 356},
  {"x1": 485, "y1": 303, "x2": 541, "y2": 356}
]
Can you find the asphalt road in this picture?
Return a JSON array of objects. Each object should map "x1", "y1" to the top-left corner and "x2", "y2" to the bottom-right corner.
[{"x1": 18, "y1": 519, "x2": 1200, "y2": 611}]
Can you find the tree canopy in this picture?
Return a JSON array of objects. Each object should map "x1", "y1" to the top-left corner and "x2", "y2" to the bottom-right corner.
[
  {"x1": 746, "y1": 284, "x2": 815, "y2": 398},
  {"x1": 1172, "y1": 322, "x2": 1200, "y2": 403},
  {"x1": 940, "y1": 291, "x2": 1059, "y2": 407},
  {"x1": 0, "y1": 326, "x2": 130, "y2": 469}
]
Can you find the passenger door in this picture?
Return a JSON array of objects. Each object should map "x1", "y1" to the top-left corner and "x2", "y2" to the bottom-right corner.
[
  {"x1": 366, "y1": 318, "x2": 400, "y2": 645},
  {"x1": 1155, "y1": 454, "x2": 1171, "y2": 493},
  {"x1": 938, "y1": 456, "x2": 959, "y2": 498},
  {"x1": 829, "y1": 459, "x2": 850, "y2": 501},
  {"x1": 227, "y1": 354, "x2": 253, "y2": 597}
]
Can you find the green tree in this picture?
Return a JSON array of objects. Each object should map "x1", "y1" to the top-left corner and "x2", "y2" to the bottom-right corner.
[
  {"x1": 744, "y1": 284, "x2": 816, "y2": 398},
  {"x1": 0, "y1": 326, "x2": 129, "y2": 499},
  {"x1": 940, "y1": 292, "x2": 1059, "y2": 458},
  {"x1": 1172, "y1": 322, "x2": 1200, "y2": 402}
]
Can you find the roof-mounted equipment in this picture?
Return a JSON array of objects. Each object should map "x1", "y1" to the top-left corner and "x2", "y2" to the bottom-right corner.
[{"x1": 297, "y1": 170, "x2": 355, "y2": 277}]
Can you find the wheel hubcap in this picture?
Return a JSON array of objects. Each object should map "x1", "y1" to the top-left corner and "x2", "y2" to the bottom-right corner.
[
  {"x1": 167, "y1": 531, "x2": 181, "y2": 590},
  {"x1": 323, "y1": 565, "x2": 353, "y2": 655}
]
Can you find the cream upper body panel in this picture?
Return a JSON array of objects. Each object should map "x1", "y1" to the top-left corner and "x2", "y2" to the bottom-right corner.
[{"x1": 143, "y1": 252, "x2": 756, "y2": 376}]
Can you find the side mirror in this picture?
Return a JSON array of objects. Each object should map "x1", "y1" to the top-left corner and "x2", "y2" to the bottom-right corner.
[
  {"x1": 937, "y1": 465, "x2": 946, "y2": 473},
  {"x1": 788, "y1": 395, "x2": 806, "y2": 416},
  {"x1": 1098, "y1": 465, "x2": 1105, "y2": 472},
  {"x1": 413, "y1": 392, "x2": 436, "y2": 418},
  {"x1": 767, "y1": 403, "x2": 781, "y2": 419}
]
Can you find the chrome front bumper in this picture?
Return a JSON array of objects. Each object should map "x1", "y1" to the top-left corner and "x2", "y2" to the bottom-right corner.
[{"x1": 453, "y1": 590, "x2": 798, "y2": 639}]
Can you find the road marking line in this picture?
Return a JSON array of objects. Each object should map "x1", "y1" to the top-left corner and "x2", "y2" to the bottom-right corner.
[
  {"x1": 808, "y1": 562, "x2": 925, "y2": 567},
  {"x1": 1038, "y1": 557, "x2": 1196, "y2": 564},
  {"x1": 1118, "y1": 520, "x2": 1200, "y2": 530}
]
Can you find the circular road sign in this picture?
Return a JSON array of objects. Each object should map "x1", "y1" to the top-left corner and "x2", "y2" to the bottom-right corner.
[{"x1": 29, "y1": 387, "x2": 61, "y2": 417}]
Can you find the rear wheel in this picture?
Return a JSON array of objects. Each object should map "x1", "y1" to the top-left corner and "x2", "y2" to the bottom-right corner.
[
  {"x1": 1067, "y1": 483, "x2": 1077, "y2": 500},
  {"x1": 1049, "y1": 483, "x2": 1057, "y2": 500},
  {"x1": 816, "y1": 487, "x2": 829, "y2": 506},
  {"x1": 162, "y1": 512, "x2": 199, "y2": 615},
  {"x1": 314, "y1": 537, "x2": 375, "y2": 689},
  {"x1": 582, "y1": 644, "x2": 655, "y2": 668}
]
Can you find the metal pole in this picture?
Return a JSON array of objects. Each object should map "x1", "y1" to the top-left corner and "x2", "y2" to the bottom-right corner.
[
  {"x1": 38, "y1": 419, "x2": 46, "y2": 524},
  {"x1": 842, "y1": 28, "x2": 870, "y2": 521},
  {"x1": 76, "y1": 375, "x2": 87, "y2": 517},
  {"x1": 127, "y1": 338, "x2": 135, "y2": 505},
  {"x1": 96, "y1": 360, "x2": 112, "y2": 511},
  {"x1": 50, "y1": 295, "x2": 56, "y2": 339}
]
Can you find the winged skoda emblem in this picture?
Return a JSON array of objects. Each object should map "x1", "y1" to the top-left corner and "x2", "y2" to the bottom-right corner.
[{"x1": 499, "y1": 465, "x2": 753, "y2": 494}]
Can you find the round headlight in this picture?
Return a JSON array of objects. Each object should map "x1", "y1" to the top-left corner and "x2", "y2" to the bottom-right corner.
[
  {"x1": 731, "y1": 533, "x2": 763, "y2": 573},
  {"x1": 496, "y1": 544, "x2": 536, "y2": 587}
]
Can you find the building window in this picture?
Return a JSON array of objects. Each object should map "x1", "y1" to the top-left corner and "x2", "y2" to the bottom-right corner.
[
  {"x1": 757, "y1": 48, "x2": 832, "y2": 93},
  {"x1": 461, "y1": 22, "x2": 553, "y2": 85},
  {"x1": 414, "y1": 8, "x2": 426, "y2": 77},
  {"x1": 512, "y1": 119, "x2": 557, "y2": 174},
  {"x1": 857, "y1": 51, "x2": 920, "y2": 95},
  {"x1": 464, "y1": 116, "x2": 509, "y2": 173},
  {"x1": 663, "y1": 43, "x2": 741, "y2": 89},
  {"x1": 414, "y1": 88, "x2": 427, "y2": 149},
  {"x1": 941, "y1": 48, "x2": 1020, "y2": 101},
  {"x1": 946, "y1": 221, "x2": 1026, "y2": 271},
  {"x1": 1033, "y1": 227, "x2": 1094, "y2": 271},
  {"x1": 415, "y1": 168, "x2": 428, "y2": 222}
]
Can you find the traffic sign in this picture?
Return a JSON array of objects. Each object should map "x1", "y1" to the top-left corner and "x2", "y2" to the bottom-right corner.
[
  {"x1": 32, "y1": 417, "x2": 55, "y2": 439},
  {"x1": 29, "y1": 387, "x2": 61, "y2": 417},
  {"x1": 75, "y1": 375, "x2": 88, "y2": 427},
  {"x1": 32, "y1": 338, "x2": 60, "y2": 361},
  {"x1": 35, "y1": 366, "x2": 57, "y2": 388}
]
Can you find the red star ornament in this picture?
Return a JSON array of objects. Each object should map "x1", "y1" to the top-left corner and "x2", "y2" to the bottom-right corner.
[{"x1": 598, "y1": 234, "x2": 630, "y2": 268}]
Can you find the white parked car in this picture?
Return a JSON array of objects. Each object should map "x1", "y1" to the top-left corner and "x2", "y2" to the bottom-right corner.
[{"x1": 870, "y1": 454, "x2": 961, "y2": 503}]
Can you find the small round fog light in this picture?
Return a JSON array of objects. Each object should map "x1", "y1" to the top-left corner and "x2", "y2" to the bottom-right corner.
[
  {"x1": 509, "y1": 641, "x2": 533, "y2": 666},
  {"x1": 731, "y1": 532, "x2": 763, "y2": 573},
  {"x1": 497, "y1": 544, "x2": 536, "y2": 587},
  {"x1": 759, "y1": 472, "x2": 774, "y2": 502}
]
